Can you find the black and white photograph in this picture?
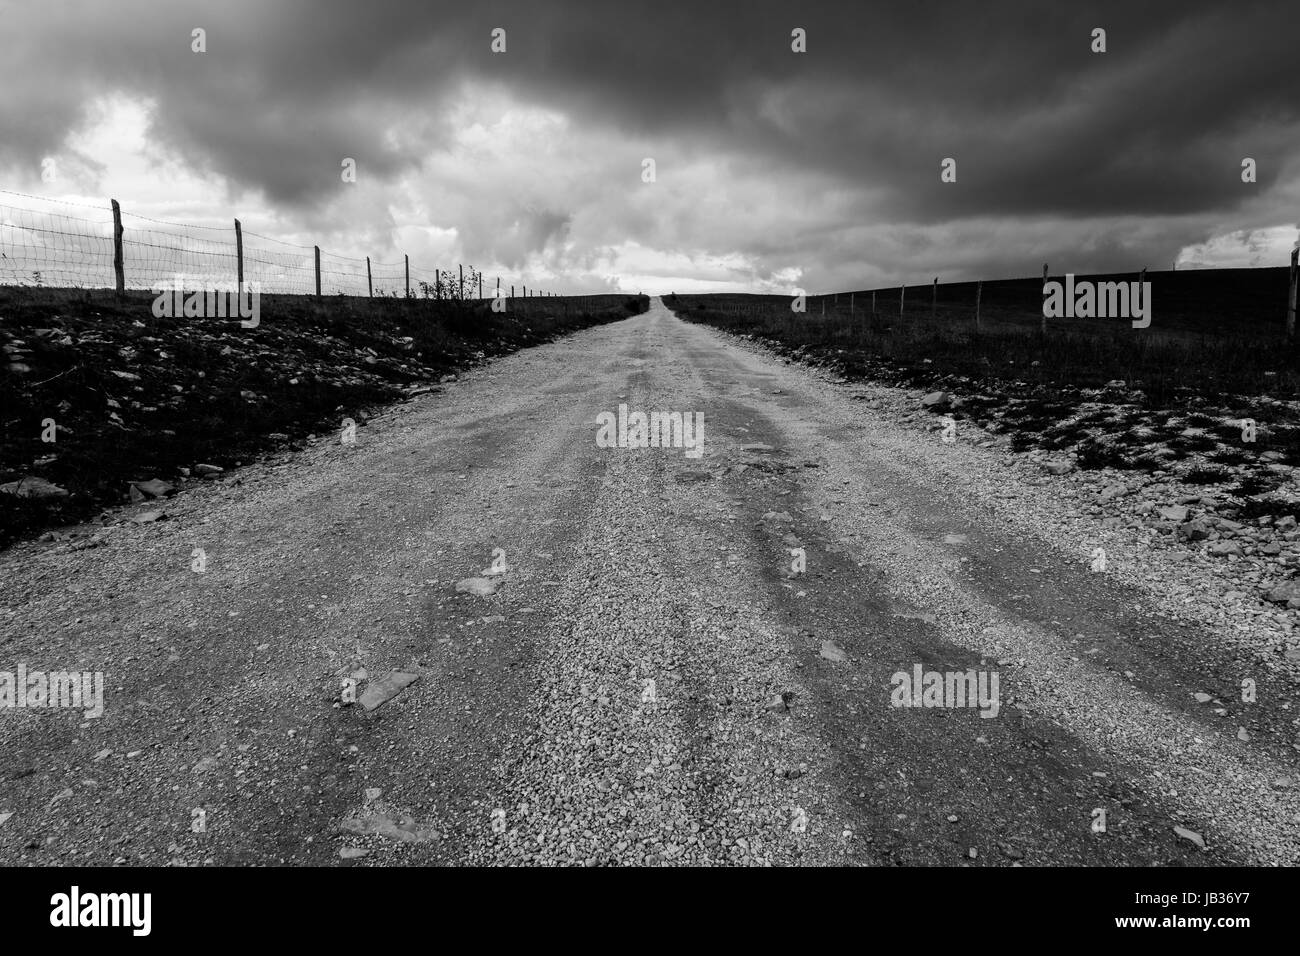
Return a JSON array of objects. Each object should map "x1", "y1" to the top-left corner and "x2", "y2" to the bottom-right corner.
[{"x1": 0, "y1": 0, "x2": 1296, "y2": 935}]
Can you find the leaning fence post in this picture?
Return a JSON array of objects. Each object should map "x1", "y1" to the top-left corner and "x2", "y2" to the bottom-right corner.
[
  {"x1": 314, "y1": 246, "x2": 321, "y2": 296},
  {"x1": 405, "y1": 255, "x2": 410, "y2": 299},
  {"x1": 234, "y1": 218, "x2": 244, "y2": 290},
  {"x1": 110, "y1": 199, "x2": 125, "y2": 295},
  {"x1": 1289, "y1": 248, "x2": 1298, "y2": 339},
  {"x1": 366, "y1": 256, "x2": 372, "y2": 299}
]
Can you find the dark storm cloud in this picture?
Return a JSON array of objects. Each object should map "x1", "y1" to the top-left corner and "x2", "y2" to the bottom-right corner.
[{"x1": 1, "y1": 0, "x2": 1296, "y2": 286}]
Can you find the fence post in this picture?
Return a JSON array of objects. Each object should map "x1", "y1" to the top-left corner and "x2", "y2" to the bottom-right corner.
[
  {"x1": 975, "y1": 280, "x2": 982, "y2": 330},
  {"x1": 459, "y1": 264, "x2": 464, "y2": 300},
  {"x1": 234, "y1": 218, "x2": 243, "y2": 290},
  {"x1": 900, "y1": 284, "x2": 905, "y2": 317},
  {"x1": 872, "y1": 290, "x2": 876, "y2": 317},
  {"x1": 366, "y1": 256, "x2": 372, "y2": 299},
  {"x1": 1289, "y1": 248, "x2": 1298, "y2": 338},
  {"x1": 850, "y1": 291, "x2": 854, "y2": 317},
  {"x1": 932, "y1": 276, "x2": 937, "y2": 318},
  {"x1": 478, "y1": 274, "x2": 483, "y2": 300},
  {"x1": 405, "y1": 255, "x2": 410, "y2": 299},
  {"x1": 110, "y1": 199, "x2": 124, "y2": 295},
  {"x1": 1040, "y1": 263, "x2": 1048, "y2": 334},
  {"x1": 511, "y1": 284, "x2": 515, "y2": 298},
  {"x1": 436, "y1": 271, "x2": 441, "y2": 300},
  {"x1": 314, "y1": 246, "x2": 321, "y2": 296}
]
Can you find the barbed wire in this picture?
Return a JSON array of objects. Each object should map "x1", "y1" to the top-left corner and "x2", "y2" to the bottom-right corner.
[{"x1": 0, "y1": 190, "x2": 550, "y2": 299}]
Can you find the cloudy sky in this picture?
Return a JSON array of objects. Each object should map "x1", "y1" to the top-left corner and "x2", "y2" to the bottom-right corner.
[{"x1": 1, "y1": 0, "x2": 1297, "y2": 294}]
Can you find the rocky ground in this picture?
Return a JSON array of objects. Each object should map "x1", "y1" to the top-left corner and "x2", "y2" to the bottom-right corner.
[
  {"x1": 0, "y1": 288, "x2": 646, "y2": 546},
  {"x1": 1, "y1": 297, "x2": 1297, "y2": 867},
  {"x1": 853, "y1": 386, "x2": 1300, "y2": 636}
]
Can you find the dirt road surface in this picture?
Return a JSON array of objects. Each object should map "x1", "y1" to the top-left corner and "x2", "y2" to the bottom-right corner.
[{"x1": 2, "y1": 296, "x2": 1297, "y2": 866}]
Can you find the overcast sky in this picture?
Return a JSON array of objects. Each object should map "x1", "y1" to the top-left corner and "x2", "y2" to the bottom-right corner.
[{"x1": 1, "y1": 0, "x2": 1297, "y2": 294}]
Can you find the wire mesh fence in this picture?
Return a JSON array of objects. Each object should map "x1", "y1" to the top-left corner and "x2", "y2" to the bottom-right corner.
[
  {"x1": 0, "y1": 189, "x2": 549, "y2": 301},
  {"x1": 0, "y1": 195, "x2": 116, "y2": 289}
]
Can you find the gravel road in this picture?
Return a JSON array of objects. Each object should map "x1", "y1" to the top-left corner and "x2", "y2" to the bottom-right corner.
[{"x1": 2, "y1": 296, "x2": 1297, "y2": 867}]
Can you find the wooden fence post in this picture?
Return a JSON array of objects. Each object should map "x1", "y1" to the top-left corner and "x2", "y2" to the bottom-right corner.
[
  {"x1": 900, "y1": 284, "x2": 905, "y2": 317},
  {"x1": 1041, "y1": 263, "x2": 1048, "y2": 334},
  {"x1": 975, "y1": 280, "x2": 982, "y2": 330},
  {"x1": 1289, "y1": 248, "x2": 1298, "y2": 339},
  {"x1": 110, "y1": 199, "x2": 124, "y2": 295},
  {"x1": 459, "y1": 264, "x2": 464, "y2": 300},
  {"x1": 234, "y1": 219, "x2": 243, "y2": 290},
  {"x1": 405, "y1": 255, "x2": 410, "y2": 299},
  {"x1": 478, "y1": 274, "x2": 483, "y2": 300},
  {"x1": 850, "y1": 291, "x2": 854, "y2": 317},
  {"x1": 872, "y1": 290, "x2": 876, "y2": 316},
  {"x1": 932, "y1": 276, "x2": 937, "y2": 318},
  {"x1": 366, "y1": 256, "x2": 372, "y2": 299},
  {"x1": 1140, "y1": 267, "x2": 1147, "y2": 323},
  {"x1": 314, "y1": 246, "x2": 321, "y2": 296}
]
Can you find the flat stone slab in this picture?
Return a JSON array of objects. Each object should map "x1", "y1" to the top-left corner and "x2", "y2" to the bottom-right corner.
[
  {"x1": 340, "y1": 810, "x2": 437, "y2": 842},
  {"x1": 455, "y1": 577, "x2": 500, "y2": 597},
  {"x1": 359, "y1": 671, "x2": 420, "y2": 711},
  {"x1": 819, "y1": 640, "x2": 848, "y2": 663}
]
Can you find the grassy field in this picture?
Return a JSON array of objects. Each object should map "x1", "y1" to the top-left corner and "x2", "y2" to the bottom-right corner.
[
  {"x1": 668, "y1": 267, "x2": 1297, "y2": 403},
  {"x1": 0, "y1": 287, "x2": 647, "y2": 547},
  {"x1": 669, "y1": 267, "x2": 1300, "y2": 496}
]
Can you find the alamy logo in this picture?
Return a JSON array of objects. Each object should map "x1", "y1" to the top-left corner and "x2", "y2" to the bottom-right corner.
[
  {"x1": 595, "y1": 404, "x2": 704, "y2": 459},
  {"x1": 890, "y1": 665, "x2": 1000, "y2": 718},
  {"x1": 50, "y1": 887, "x2": 151, "y2": 936},
  {"x1": 0, "y1": 664, "x2": 105, "y2": 718},
  {"x1": 1043, "y1": 274, "x2": 1151, "y2": 328},
  {"x1": 152, "y1": 275, "x2": 261, "y2": 328}
]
